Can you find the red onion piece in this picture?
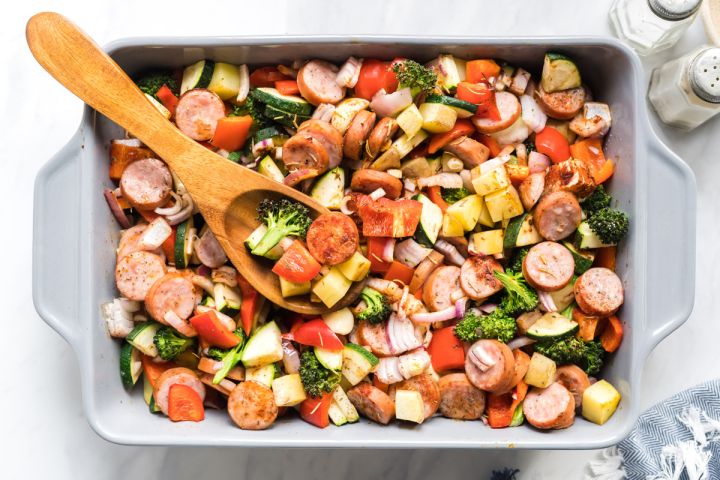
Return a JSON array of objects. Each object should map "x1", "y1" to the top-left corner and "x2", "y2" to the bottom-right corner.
[
  {"x1": 282, "y1": 339, "x2": 300, "y2": 374},
  {"x1": 507, "y1": 335, "x2": 536, "y2": 350},
  {"x1": 434, "y1": 239, "x2": 466, "y2": 267},
  {"x1": 311, "y1": 103, "x2": 335, "y2": 122},
  {"x1": 370, "y1": 87, "x2": 412, "y2": 117},
  {"x1": 394, "y1": 239, "x2": 431, "y2": 268},
  {"x1": 195, "y1": 229, "x2": 228, "y2": 269},
  {"x1": 197, "y1": 265, "x2": 212, "y2": 277},
  {"x1": 336, "y1": 56, "x2": 362, "y2": 88},
  {"x1": 382, "y1": 238, "x2": 396, "y2": 262},
  {"x1": 528, "y1": 151, "x2": 551, "y2": 173},
  {"x1": 455, "y1": 297, "x2": 468, "y2": 318},
  {"x1": 410, "y1": 306, "x2": 457, "y2": 323},
  {"x1": 538, "y1": 290, "x2": 558, "y2": 312},
  {"x1": 103, "y1": 189, "x2": 131, "y2": 229},
  {"x1": 520, "y1": 95, "x2": 548, "y2": 133},
  {"x1": 478, "y1": 303, "x2": 498, "y2": 314}
]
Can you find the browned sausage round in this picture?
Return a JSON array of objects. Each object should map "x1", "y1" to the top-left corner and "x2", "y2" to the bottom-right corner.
[
  {"x1": 443, "y1": 136, "x2": 490, "y2": 168},
  {"x1": 523, "y1": 382, "x2": 576, "y2": 429},
  {"x1": 297, "y1": 60, "x2": 346, "y2": 106},
  {"x1": 392, "y1": 374, "x2": 440, "y2": 419},
  {"x1": 283, "y1": 168, "x2": 321, "y2": 187},
  {"x1": 574, "y1": 267, "x2": 624, "y2": 316},
  {"x1": 535, "y1": 85, "x2": 586, "y2": 120},
  {"x1": 543, "y1": 160, "x2": 596, "y2": 199},
  {"x1": 459, "y1": 255, "x2": 504, "y2": 300},
  {"x1": 298, "y1": 119, "x2": 344, "y2": 169},
  {"x1": 358, "y1": 321, "x2": 393, "y2": 357},
  {"x1": 347, "y1": 382, "x2": 395, "y2": 425},
  {"x1": 281, "y1": 132, "x2": 329, "y2": 177},
  {"x1": 117, "y1": 224, "x2": 164, "y2": 261},
  {"x1": 115, "y1": 250, "x2": 167, "y2": 301},
  {"x1": 472, "y1": 92, "x2": 521, "y2": 133},
  {"x1": 194, "y1": 228, "x2": 228, "y2": 269},
  {"x1": 175, "y1": 89, "x2": 226, "y2": 140},
  {"x1": 409, "y1": 250, "x2": 445, "y2": 293},
  {"x1": 120, "y1": 158, "x2": 172, "y2": 211},
  {"x1": 306, "y1": 212, "x2": 359, "y2": 265},
  {"x1": 343, "y1": 110, "x2": 376, "y2": 161},
  {"x1": 350, "y1": 169, "x2": 403, "y2": 200},
  {"x1": 519, "y1": 172, "x2": 546, "y2": 210},
  {"x1": 555, "y1": 365, "x2": 591, "y2": 409},
  {"x1": 505, "y1": 349, "x2": 531, "y2": 393},
  {"x1": 153, "y1": 367, "x2": 205, "y2": 416},
  {"x1": 145, "y1": 272, "x2": 198, "y2": 323},
  {"x1": 423, "y1": 265, "x2": 461, "y2": 311},
  {"x1": 438, "y1": 373, "x2": 486, "y2": 420},
  {"x1": 465, "y1": 339, "x2": 516, "y2": 393},
  {"x1": 227, "y1": 380, "x2": 278, "y2": 430},
  {"x1": 522, "y1": 241, "x2": 575, "y2": 292},
  {"x1": 365, "y1": 117, "x2": 399, "y2": 159},
  {"x1": 534, "y1": 190, "x2": 583, "y2": 241}
]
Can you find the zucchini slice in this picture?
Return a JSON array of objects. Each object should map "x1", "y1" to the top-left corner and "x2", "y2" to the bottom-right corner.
[
  {"x1": 413, "y1": 193, "x2": 443, "y2": 247},
  {"x1": 425, "y1": 94, "x2": 477, "y2": 118},
  {"x1": 577, "y1": 221, "x2": 614, "y2": 249},
  {"x1": 143, "y1": 375, "x2": 162, "y2": 414},
  {"x1": 526, "y1": 312, "x2": 579, "y2": 341},
  {"x1": 250, "y1": 87, "x2": 313, "y2": 116},
  {"x1": 257, "y1": 155, "x2": 285, "y2": 183},
  {"x1": 315, "y1": 347, "x2": 343, "y2": 371},
  {"x1": 126, "y1": 322, "x2": 161, "y2": 357},
  {"x1": 541, "y1": 53, "x2": 581, "y2": 93},
  {"x1": 207, "y1": 62, "x2": 242, "y2": 100},
  {"x1": 264, "y1": 104, "x2": 311, "y2": 128},
  {"x1": 563, "y1": 241, "x2": 595, "y2": 275},
  {"x1": 310, "y1": 167, "x2": 345, "y2": 210},
  {"x1": 504, "y1": 213, "x2": 542, "y2": 249},
  {"x1": 342, "y1": 343, "x2": 379, "y2": 386},
  {"x1": 119, "y1": 342, "x2": 142, "y2": 391},
  {"x1": 174, "y1": 217, "x2": 193, "y2": 268},
  {"x1": 181, "y1": 59, "x2": 215, "y2": 94}
]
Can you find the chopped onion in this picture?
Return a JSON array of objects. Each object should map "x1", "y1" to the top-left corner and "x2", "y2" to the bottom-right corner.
[
  {"x1": 166, "y1": 194, "x2": 194, "y2": 225},
  {"x1": 382, "y1": 238, "x2": 396, "y2": 262},
  {"x1": 520, "y1": 95, "x2": 548, "y2": 133},
  {"x1": 155, "y1": 192, "x2": 183, "y2": 216},
  {"x1": 236, "y1": 65, "x2": 250, "y2": 103},
  {"x1": 478, "y1": 303, "x2": 498, "y2": 314},
  {"x1": 507, "y1": 336, "x2": 536, "y2": 350},
  {"x1": 538, "y1": 290, "x2": 558, "y2": 312},
  {"x1": 218, "y1": 378, "x2": 237, "y2": 393},
  {"x1": 480, "y1": 156, "x2": 511, "y2": 176},
  {"x1": 192, "y1": 275, "x2": 215, "y2": 295},
  {"x1": 335, "y1": 56, "x2": 362, "y2": 88},
  {"x1": 398, "y1": 349, "x2": 431, "y2": 379},
  {"x1": 403, "y1": 178, "x2": 417, "y2": 192},
  {"x1": 311, "y1": 103, "x2": 335, "y2": 122},
  {"x1": 252, "y1": 138, "x2": 274, "y2": 157},
  {"x1": 213, "y1": 309, "x2": 237, "y2": 332},
  {"x1": 434, "y1": 239, "x2": 466, "y2": 267},
  {"x1": 491, "y1": 117, "x2": 531, "y2": 145},
  {"x1": 211, "y1": 266, "x2": 238, "y2": 287},
  {"x1": 394, "y1": 239, "x2": 431, "y2": 268},
  {"x1": 417, "y1": 172, "x2": 463, "y2": 189},
  {"x1": 282, "y1": 339, "x2": 300, "y2": 374},
  {"x1": 370, "y1": 87, "x2": 412, "y2": 118},
  {"x1": 460, "y1": 169, "x2": 475, "y2": 192},
  {"x1": 376, "y1": 357, "x2": 404, "y2": 384},
  {"x1": 455, "y1": 297, "x2": 468, "y2": 318},
  {"x1": 103, "y1": 189, "x2": 131, "y2": 229},
  {"x1": 387, "y1": 313, "x2": 422, "y2": 354},
  {"x1": 528, "y1": 151, "x2": 551, "y2": 173},
  {"x1": 197, "y1": 265, "x2": 212, "y2": 277},
  {"x1": 118, "y1": 298, "x2": 141, "y2": 313},
  {"x1": 138, "y1": 217, "x2": 173, "y2": 250},
  {"x1": 410, "y1": 306, "x2": 457, "y2": 323},
  {"x1": 339, "y1": 195, "x2": 354, "y2": 215},
  {"x1": 369, "y1": 187, "x2": 386, "y2": 200},
  {"x1": 164, "y1": 310, "x2": 197, "y2": 337}
]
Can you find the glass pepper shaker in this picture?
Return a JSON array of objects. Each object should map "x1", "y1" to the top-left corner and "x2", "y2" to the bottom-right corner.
[
  {"x1": 648, "y1": 46, "x2": 720, "y2": 129},
  {"x1": 609, "y1": 0, "x2": 703, "y2": 55}
]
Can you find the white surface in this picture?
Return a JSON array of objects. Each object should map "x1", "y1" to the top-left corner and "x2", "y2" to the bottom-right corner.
[{"x1": 1, "y1": 0, "x2": 718, "y2": 478}]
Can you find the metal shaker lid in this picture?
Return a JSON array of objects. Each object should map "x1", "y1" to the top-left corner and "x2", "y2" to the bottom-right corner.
[
  {"x1": 648, "y1": 0, "x2": 702, "y2": 20},
  {"x1": 689, "y1": 47, "x2": 720, "y2": 103}
]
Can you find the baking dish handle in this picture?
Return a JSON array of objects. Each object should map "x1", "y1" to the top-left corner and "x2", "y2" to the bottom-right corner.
[
  {"x1": 643, "y1": 138, "x2": 696, "y2": 355},
  {"x1": 32, "y1": 130, "x2": 84, "y2": 348}
]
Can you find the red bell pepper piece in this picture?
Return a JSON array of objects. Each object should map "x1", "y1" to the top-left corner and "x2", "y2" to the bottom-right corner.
[
  {"x1": 383, "y1": 261, "x2": 414, "y2": 286},
  {"x1": 210, "y1": 115, "x2": 253, "y2": 152},
  {"x1": 167, "y1": 384, "x2": 205, "y2": 422},
  {"x1": 156, "y1": 84, "x2": 179, "y2": 116},
  {"x1": 427, "y1": 118, "x2": 476, "y2": 154},
  {"x1": 293, "y1": 319, "x2": 344, "y2": 350},
  {"x1": 427, "y1": 326, "x2": 466, "y2": 373},
  {"x1": 272, "y1": 240, "x2": 322, "y2": 283},
  {"x1": 275, "y1": 79, "x2": 300, "y2": 95},
  {"x1": 356, "y1": 196, "x2": 423, "y2": 238},
  {"x1": 366, "y1": 237, "x2": 393, "y2": 274},
  {"x1": 536, "y1": 126, "x2": 571, "y2": 164},
  {"x1": 466, "y1": 59, "x2": 501, "y2": 83},
  {"x1": 299, "y1": 393, "x2": 333, "y2": 428},
  {"x1": 190, "y1": 311, "x2": 241, "y2": 348},
  {"x1": 237, "y1": 275, "x2": 259, "y2": 336},
  {"x1": 249, "y1": 66, "x2": 289, "y2": 87}
]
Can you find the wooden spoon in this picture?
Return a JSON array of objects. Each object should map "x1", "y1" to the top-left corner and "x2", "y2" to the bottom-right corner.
[{"x1": 26, "y1": 12, "x2": 364, "y2": 315}]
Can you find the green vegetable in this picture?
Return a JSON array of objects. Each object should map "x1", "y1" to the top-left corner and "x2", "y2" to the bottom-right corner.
[
  {"x1": 441, "y1": 187, "x2": 470, "y2": 204},
  {"x1": 356, "y1": 287, "x2": 391, "y2": 325},
  {"x1": 299, "y1": 349, "x2": 341, "y2": 398},
  {"x1": 230, "y1": 95, "x2": 271, "y2": 129},
  {"x1": 582, "y1": 185, "x2": 612, "y2": 214},
  {"x1": 136, "y1": 71, "x2": 178, "y2": 99},
  {"x1": 509, "y1": 247, "x2": 530, "y2": 273},
  {"x1": 454, "y1": 309, "x2": 517, "y2": 344},
  {"x1": 227, "y1": 151, "x2": 244, "y2": 163},
  {"x1": 534, "y1": 337, "x2": 605, "y2": 375},
  {"x1": 560, "y1": 303, "x2": 575, "y2": 320},
  {"x1": 587, "y1": 208, "x2": 629, "y2": 245},
  {"x1": 494, "y1": 270, "x2": 539, "y2": 316},
  {"x1": 392, "y1": 60, "x2": 438, "y2": 97},
  {"x1": 153, "y1": 327, "x2": 195, "y2": 361},
  {"x1": 205, "y1": 328, "x2": 247, "y2": 384},
  {"x1": 510, "y1": 404, "x2": 525, "y2": 427},
  {"x1": 251, "y1": 198, "x2": 312, "y2": 256}
]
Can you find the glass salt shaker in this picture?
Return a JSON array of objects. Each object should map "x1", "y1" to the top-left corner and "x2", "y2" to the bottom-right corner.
[
  {"x1": 609, "y1": 0, "x2": 703, "y2": 55},
  {"x1": 648, "y1": 46, "x2": 720, "y2": 129}
]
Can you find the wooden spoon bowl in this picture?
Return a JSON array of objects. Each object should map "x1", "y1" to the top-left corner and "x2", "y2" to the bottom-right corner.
[{"x1": 26, "y1": 12, "x2": 364, "y2": 314}]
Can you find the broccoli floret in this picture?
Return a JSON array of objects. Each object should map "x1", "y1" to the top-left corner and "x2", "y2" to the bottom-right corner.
[
  {"x1": 204, "y1": 328, "x2": 246, "y2": 384},
  {"x1": 392, "y1": 60, "x2": 438, "y2": 96},
  {"x1": 534, "y1": 337, "x2": 605, "y2": 375},
  {"x1": 441, "y1": 187, "x2": 470, "y2": 204},
  {"x1": 581, "y1": 185, "x2": 612, "y2": 214},
  {"x1": 251, "y1": 198, "x2": 312, "y2": 256},
  {"x1": 153, "y1": 327, "x2": 195, "y2": 360},
  {"x1": 136, "y1": 71, "x2": 178, "y2": 99},
  {"x1": 356, "y1": 287, "x2": 391, "y2": 325},
  {"x1": 509, "y1": 247, "x2": 530, "y2": 274},
  {"x1": 454, "y1": 309, "x2": 517, "y2": 344},
  {"x1": 299, "y1": 350, "x2": 341, "y2": 398},
  {"x1": 494, "y1": 270, "x2": 539, "y2": 316},
  {"x1": 587, "y1": 208, "x2": 629, "y2": 245}
]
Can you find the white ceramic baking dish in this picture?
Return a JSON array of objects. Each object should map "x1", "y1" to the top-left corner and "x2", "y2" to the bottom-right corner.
[{"x1": 33, "y1": 36, "x2": 696, "y2": 448}]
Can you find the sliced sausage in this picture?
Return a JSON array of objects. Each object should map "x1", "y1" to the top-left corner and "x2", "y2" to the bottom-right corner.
[
  {"x1": 297, "y1": 60, "x2": 346, "y2": 106},
  {"x1": 350, "y1": 169, "x2": 403, "y2": 200},
  {"x1": 365, "y1": 117, "x2": 399, "y2": 159},
  {"x1": 115, "y1": 250, "x2": 167, "y2": 301},
  {"x1": 523, "y1": 382, "x2": 576, "y2": 429},
  {"x1": 117, "y1": 224, "x2": 164, "y2": 261},
  {"x1": 522, "y1": 241, "x2": 575, "y2": 292},
  {"x1": 392, "y1": 374, "x2": 440, "y2": 419},
  {"x1": 281, "y1": 132, "x2": 329, "y2": 176},
  {"x1": 119, "y1": 158, "x2": 172, "y2": 211},
  {"x1": 298, "y1": 119, "x2": 344, "y2": 169},
  {"x1": 574, "y1": 267, "x2": 624, "y2": 316},
  {"x1": 465, "y1": 339, "x2": 516, "y2": 393},
  {"x1": 534, "y1": 191, "x2": 583, "y2": 241},
  {"x1": 505, "y1": 349, "x2": 531, "y2": 393},
  {"x1": 175, "y1": 89, "x2": 226, "y2": 141},
  {"x1": 438, "y1": 373, "x2": 486, "y2": 420},
  {"x1": 516, "y1": 310, "x2": 542, "y2": 335},
  {"x1": 306, "y1": 212, "x2": 359, "y2": 265},
  {"x1": 543, "y1": 160, "x2": 596, "y2": 199},
  {"x1": 519, "y1": 172, "x2": 545, "y2": 210},
  {"x1": 347, "y1": 382, "x2": 395, "y2": 425},
  {"x1": 153, "y1": 367, "x2": 206, "y2": 416},
  {"x1": 472, "y1": 92, "x2": 521, "y2": 134},
  {"x1": 423, "y1": 265, "x2": 461, "y2": 311},
  {"x1": 408, "y1": 250, "x2": 445, "y2": 293},
  {"x1": 443, "y1": 136, "x2": 490, "y2": 168},
  {"x1": 283, "y1": 167, "x2": 321, "y2": 187},
  {"x1": 555, "y1": 365, "x2": 591, "y2": 409},
  {"x1": 145, "y1": 272, "x2": 199, "y2": 323},
  {"x1": 534, "y1": 85, "x2": 586, "y2": 120},
  {"x1": 227, "y1": 380, "x2": 278, "y2": 430},
  {"x1": 459, "y1": 255, "x2": 504, "y2": 300},
  {"x1": 194, "y1": 228, "x2": 228, "y2": 269},
  {"x1": 358, "y1": 321, "x2": 393, "y2": 357},
  {"x1": 343, "y1": 110, "x2": 376, "y2": 160}
]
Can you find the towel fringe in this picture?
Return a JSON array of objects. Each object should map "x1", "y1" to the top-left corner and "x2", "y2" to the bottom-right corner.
[{"x1": 585, "y1": 446, "x2": 626, "y2": 480}]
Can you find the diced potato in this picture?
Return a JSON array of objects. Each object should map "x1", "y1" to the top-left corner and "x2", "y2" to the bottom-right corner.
[
  {"x1": 582, "y1": 380, "x2": 621, "y2": 425},
  {"x1": 477, "y1": 196, "x2": 495, "y2": 228},
  {"x1": 485, "y1": 185, "x2": 524, "y2": 222},
  {"x1": 470, "y1": 229, "x2": 504, "y2": 255},
  {"x1": 515, "y1": 214, "x2": 543, "y2": 247},
  {"x1": 441, "y1": 213, "x2": 465, "y2": 237},
  {"x1": 445, "y1": 194, "x2": 482, "y2": 231},
  {"x1": 395, "y1": 389, "x2": 425, "y2": 424},
  {"x1": 336, "y1": 251, "x2": 371, "y2": 282},
  {"x1": 441, "y1": 152, "x2": 464, "y2": 173},
  {"x1": 272, "y1": 374, "x2": 307, "y2": 407},
  {"x1": 312, "y1": 267, "x2": 353, "y2": 308},
  {"x1": 401, "y1": 157, "x2": 433, "y2": 178},
  {"x1": 331, "y1": 98, "x2": 370, "y2": 134},
  {"x1": 419, "y1": 103, "x2": 457, "y2": 133},
  {"x1": 207, "y1": 62, "x2": 242, "y2": 100},
  {"x1": 279, "y1": 277, "x2": 311, "y2": 298},
  {"x1": 524, "y1": 352, "x2": 556, "y2": 388},
  {"x1": 471, "y1": 165, "x2": 511, "y2": 196},
  {"x1": 396, "y1": 104, "x2": 424, "y2": 138},
  {"x1": 322, "y1": 308, "x2": 355, "y2": 335},
  {"x1": 371, "y1": 131, "x2": 428, "y2": 171}
]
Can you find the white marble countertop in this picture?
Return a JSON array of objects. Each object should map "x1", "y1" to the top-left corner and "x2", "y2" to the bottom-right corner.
[{"x1": 2, "y1": 0, "x2": 718, "y2": 478}]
